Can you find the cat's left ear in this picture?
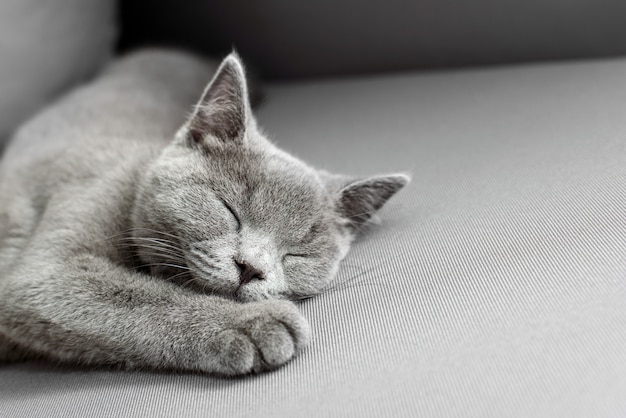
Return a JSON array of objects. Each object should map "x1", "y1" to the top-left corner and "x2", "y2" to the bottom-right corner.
[
  {"x1": 336, "y1": 174, "x2": 410, "y2": 231},
  {"x1": 184, "y1": 52, "x2": 252, "y2": 146}
]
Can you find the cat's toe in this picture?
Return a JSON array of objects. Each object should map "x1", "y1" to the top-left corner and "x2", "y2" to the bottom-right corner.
[
  {"x1": 244, "y1": 315, "x2": 297, "y2": 370},
  {"x1": 235, "y1": 300, "x2": 311, "y2": 372},
  {"x1": 264, "y1": 300, "x2": 311, "y2": 352},
  {"x1": 213, "y1": 329, "x2": 257, "y2": 375}
]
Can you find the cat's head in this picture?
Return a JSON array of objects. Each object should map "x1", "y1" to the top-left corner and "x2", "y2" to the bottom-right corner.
[{"x1": 132, "y1": 53, "x2": 408, "y2": 302}]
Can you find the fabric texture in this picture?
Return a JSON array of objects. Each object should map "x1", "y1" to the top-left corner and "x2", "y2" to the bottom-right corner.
[
  {"x1": 2, "y1": 57, "x2": 626, "y2": 417},
  {"x1": 120, "y1": 0, "x2": 626, "y2": 78},
  {"x1": 0, "y1": 0, "x2": 117, "y2": 147}
]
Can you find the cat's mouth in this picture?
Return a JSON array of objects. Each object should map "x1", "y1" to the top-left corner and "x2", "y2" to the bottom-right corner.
[
  {"x1": 135, "y1": 243, "x2": 289, "y2": 302},
  {"x1": 140, "y1": 259, "x2": 237, "y2": 299},
  {"x1": 188, "y1": 267, "x2": 281, "y2": 302},
  {"x1": 148, "y1": 259, "x2": 306, "y2": 302}
]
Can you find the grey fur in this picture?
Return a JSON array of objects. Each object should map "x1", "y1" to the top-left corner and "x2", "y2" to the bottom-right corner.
[{"x1": 0, "y1": 50, "x2": 408, "y2": 375}]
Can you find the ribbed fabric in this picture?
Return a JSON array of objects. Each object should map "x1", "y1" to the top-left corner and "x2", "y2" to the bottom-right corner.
[{"x1": 2, "y1": 57, "x2": 626, "y2": 417}]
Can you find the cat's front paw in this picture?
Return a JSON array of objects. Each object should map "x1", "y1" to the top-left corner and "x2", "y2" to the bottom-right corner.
[{"x1": 215, "y1": 300, "x2": 310, "y2": 375}]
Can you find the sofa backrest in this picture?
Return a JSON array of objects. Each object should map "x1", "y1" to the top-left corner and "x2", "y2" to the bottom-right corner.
[
  {"x1": 0, "y1": 0, "x2": 116, "y2": 147},
  {"x1": 120, "y1": 0, "x2": 626, "y2": 79}
]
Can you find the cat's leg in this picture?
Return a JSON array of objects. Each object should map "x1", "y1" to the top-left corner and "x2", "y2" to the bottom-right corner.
[{"x1": 0, "y1": 252, "x2": 309, "y2": 375}]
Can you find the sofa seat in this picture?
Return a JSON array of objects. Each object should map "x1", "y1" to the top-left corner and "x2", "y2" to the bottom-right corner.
[{"x1": 2, "y1": 56, "x2": 625, "y2": 417}]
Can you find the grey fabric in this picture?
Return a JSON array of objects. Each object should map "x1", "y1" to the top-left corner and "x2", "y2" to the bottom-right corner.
[
  {"x1": 0, "y1": 0, "x2": 117, "y2": 147},
  {"x1": 2, "y1": 57, "x2": 626, "y2": 417},
  {"x1": 120, "y1": 0, "x2": 626, "y2": 78}
]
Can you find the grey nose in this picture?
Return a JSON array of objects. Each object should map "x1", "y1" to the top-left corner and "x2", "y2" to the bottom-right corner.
[{"x1": 235, "y1": 260, "x2": 265, "y2": 285}]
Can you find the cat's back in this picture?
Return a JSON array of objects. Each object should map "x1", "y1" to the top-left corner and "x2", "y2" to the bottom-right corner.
[{"x1": 2, "y1": 49, "x2": 216, "y2": 172}]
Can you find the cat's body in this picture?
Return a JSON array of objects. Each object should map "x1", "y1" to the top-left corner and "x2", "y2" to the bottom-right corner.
[{"x1": 0, "y1": 50, "x2": 407, "y2": 375}]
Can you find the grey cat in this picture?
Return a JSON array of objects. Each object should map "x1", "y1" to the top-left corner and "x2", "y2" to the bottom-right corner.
[{"x1": 0, "y1": 50, "x2": 408, "y2": 375}]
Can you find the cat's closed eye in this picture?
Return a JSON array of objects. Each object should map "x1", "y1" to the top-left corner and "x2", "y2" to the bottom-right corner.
[
  {"x1": 282, "y1": 253, "x2": 309, "y2": 261},
  {"x1": 221, "y1": 199, "x2": 241, "y2": 231}
]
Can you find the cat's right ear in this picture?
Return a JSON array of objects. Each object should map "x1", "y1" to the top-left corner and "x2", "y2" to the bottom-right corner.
[
  {"x1": 335, "y1": 174, "x2": 410, "y2": 232},
  {"x1": 179, "y1": 52, "x2": 252, "y2": 147}
]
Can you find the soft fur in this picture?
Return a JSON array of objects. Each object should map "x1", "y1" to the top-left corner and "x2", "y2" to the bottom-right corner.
[{"x1": 0, "y1": 50, "x2": 407, "y2": 375}]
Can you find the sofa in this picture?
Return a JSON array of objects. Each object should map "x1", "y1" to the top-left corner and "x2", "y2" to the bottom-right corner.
[{"x1": 2, "y1": 1, "x2": 626, "y2": 417}]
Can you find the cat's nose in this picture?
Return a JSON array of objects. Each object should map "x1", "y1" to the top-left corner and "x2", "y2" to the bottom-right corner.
[{"x1": 235, "y1": 260, "x2": 265, "y2": 285}]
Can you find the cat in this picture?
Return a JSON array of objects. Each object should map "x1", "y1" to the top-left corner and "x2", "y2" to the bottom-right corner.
[{"x1": 0, "y1": 50, "x2": 408, "y2": 375}]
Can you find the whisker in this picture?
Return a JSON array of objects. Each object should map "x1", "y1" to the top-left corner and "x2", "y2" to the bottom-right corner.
[
  {"x1": 135, "y1": 262, "x2": 190, "y2": 271},
  {"x1": 117, "y1": 256, "x2": 185, "y2": 268},
  {"x1": 324, "y1": 281, "x2": 391, "y2": 294},
  {"x1": 123, "y1": 249, "x2": 186, "y2": 262},
  {"x1": 110, "y1": 239, "x2": 183, "y2": 254},
  {"x1": 322, "y1": 265, "x2": 381, "y2": 294},
  {"x1": 116, "y1": 237, "x2": 184, "y2": 252},
  {"x1": 110, "y1": 240, "x2": 186, "y2": 260},
  {"x1": 164, "y1": 271, "x2": 192, "y2": 283},
  {"x1": 112, "y1": 249, "x2": 187, "y2": 270},
  {"x1": 330, "y1": 266, "x2": 377, "y2": 287},
  {"x1": 97, "y1": 231, "x2": 135, "y2": 242},
  {"x1": 180, "y1": 276, "x2": 200, "y2": 290},
  {"x1": 292, "y1": 292, "x2": 320, "y2": 301},
  {"x1": 133, "y1": 246, "x2": 185, "y2": 260},
  {"x1": 99, "y1": 227, "x2": 192, "y2": 248},
  {"x1": 345, "y1": 209, "x2": 380, "y2": 220},
  {"x1": 125, "y1": 227, "x2": 192, "y2": 246}
]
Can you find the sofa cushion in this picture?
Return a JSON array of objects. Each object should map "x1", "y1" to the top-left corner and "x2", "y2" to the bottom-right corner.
[
  {"x1": 2, "y1": 56, "x2": 626, "y2": 417},
  {"x1": 0, "y1": 0, "x2": 117, "y2": 147},
  {"x1": 120, "y1": 0, "x2": 626, "y2": 79}
]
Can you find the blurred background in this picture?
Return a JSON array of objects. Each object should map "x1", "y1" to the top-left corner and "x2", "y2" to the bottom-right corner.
[
  {"x1": 3, "y1": 0, "x2": 626, "y2": 147},
  {"x1": 120, "y1": 0, "x2": 626, "y2": 79}
]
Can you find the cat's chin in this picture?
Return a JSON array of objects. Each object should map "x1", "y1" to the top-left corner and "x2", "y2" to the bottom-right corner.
[
  {"x1": 233, "y1": 284, "x2": 274, "y2": 302},
  {"x1": 180, "y1": 272, "x2": 266, "y2": 302},
  {"x1": 150, "y1": 264, "x2": 280, "y2": 302}
]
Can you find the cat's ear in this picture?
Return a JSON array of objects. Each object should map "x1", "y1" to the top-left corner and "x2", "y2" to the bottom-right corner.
[
  {"x1": 184, "y1": 52, "x2": 251, "y2": 146},
  {"x1": 336, "y1": 174, "x2": 410, "y2": 231}
]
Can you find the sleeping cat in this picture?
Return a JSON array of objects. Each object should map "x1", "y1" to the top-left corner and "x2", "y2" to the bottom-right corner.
[{"x1": 0, "y1": 50, "x2": 408, "y2": 375}]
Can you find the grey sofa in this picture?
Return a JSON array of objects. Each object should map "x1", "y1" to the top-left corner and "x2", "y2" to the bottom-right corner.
[{"x1": 2, "y1": 1, "x2": 626, "y2": 417}]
